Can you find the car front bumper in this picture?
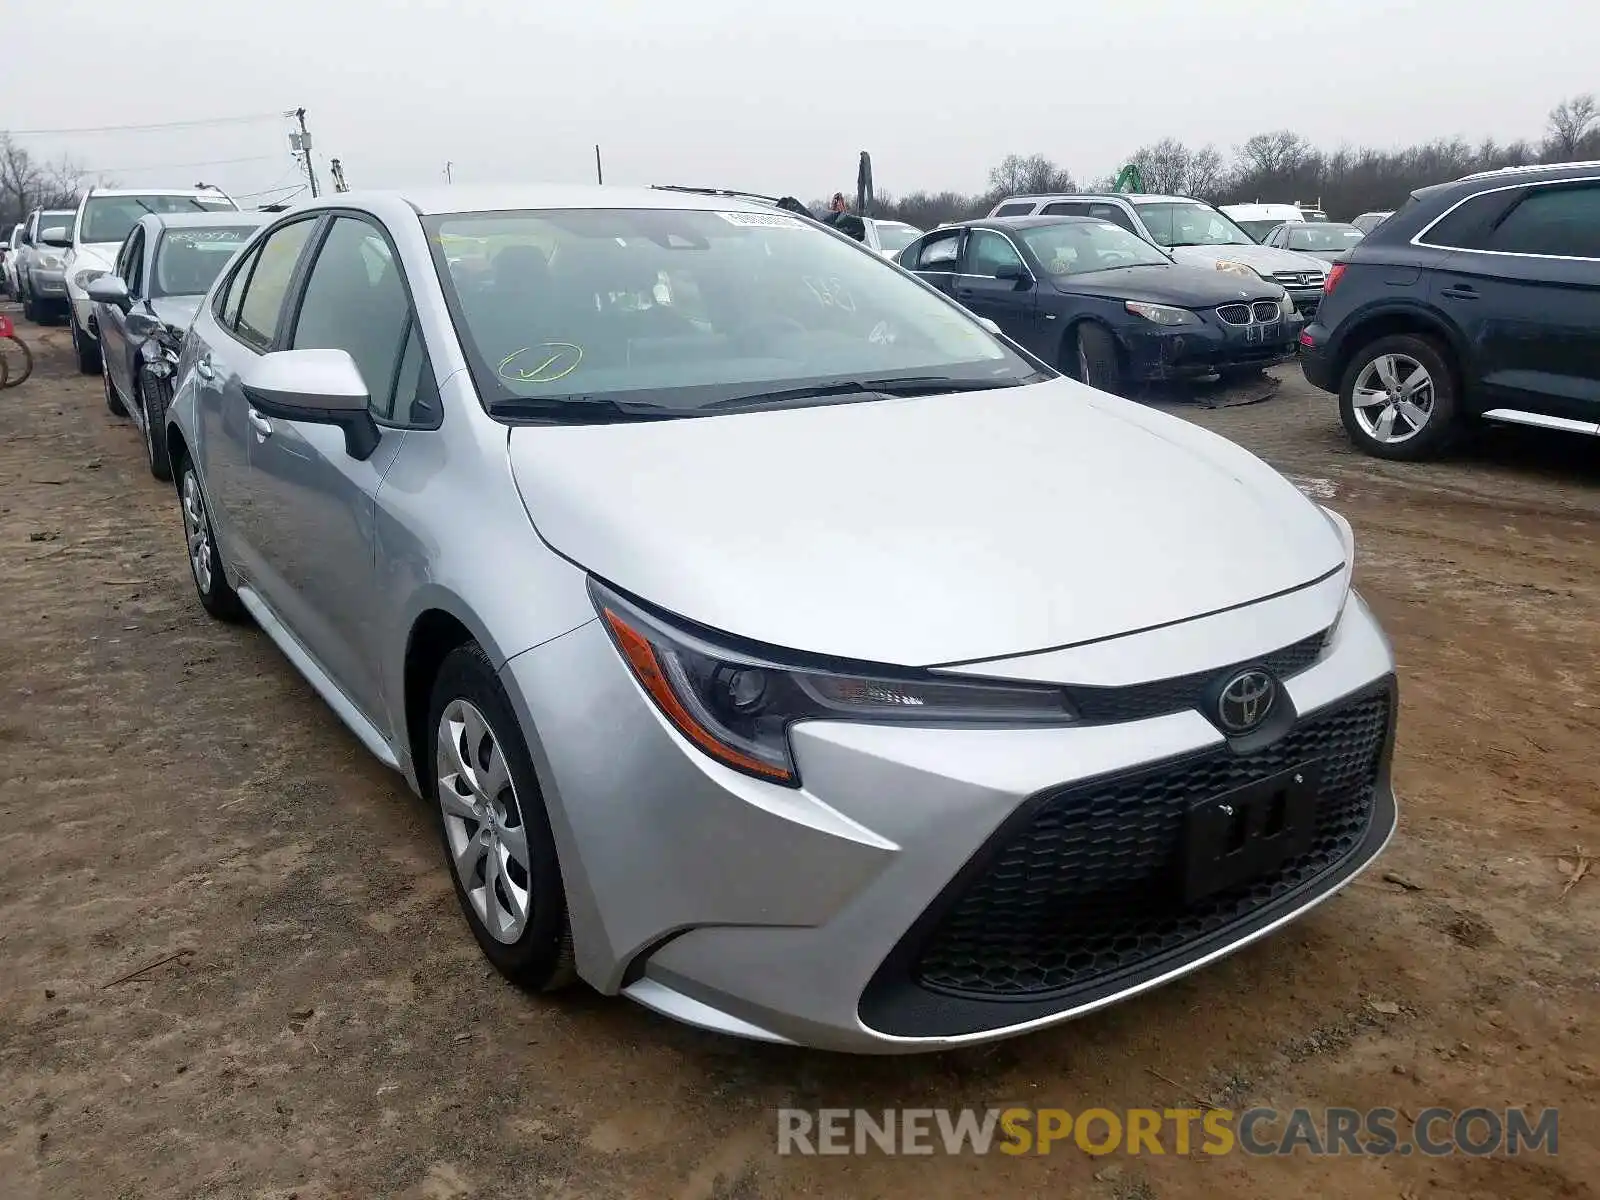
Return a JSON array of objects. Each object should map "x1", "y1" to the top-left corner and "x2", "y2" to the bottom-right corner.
[
  {"x1": 1121, "y1": 311, "x2": 1305, "y2": 381},
  {"x1": 1285, "y1": 286, "x2": 1322, "y2": 321},
  {"x1": 499, "y1": 583, "x2": 1398, "y2": 1053},
  {"x1": 30, "y1": 268, "x2": 68, "y2": 298}
]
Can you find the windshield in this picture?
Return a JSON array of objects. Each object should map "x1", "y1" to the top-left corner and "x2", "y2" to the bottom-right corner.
[
  {"x1": 1018, "y1": 220, "x2": 1171, "y2": 275},
  {"x1": 1233, "y1": 219, "x2": 1285, "y2": 242},
  {"x1": 427, "y1": 207, "x2": 1037, "y2": 420},
  {"x1": 873, "y1": 222, "x2": 921, "y2": 254},
  {"x1": 1287, "y1": 224, "x2": 1365, "y2": 253},
  {"x1": 153, "y1": 226, "x2": 258, "y2": 297},
  {"x1": 37, "y1": 210, "x2": 74, "y2": 238},
  {"x1": 81, "y1": 194, "x2": 236, "y2": 245},
  {"x1": 1136, "y1": 202, "x2": 1255, "y2": 248}
]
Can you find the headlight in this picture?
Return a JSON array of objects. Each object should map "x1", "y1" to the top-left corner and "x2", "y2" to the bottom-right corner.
[
  {"x1": 1125, "y1": 300, "x2": 1200, "y2": 327},
  {"x1": 591, "y1": 580, "x2": 1077, "y2": 785},
  {"x1": 1279, "y1": 290, "x2": 1296, "y2": 318},
  {"x1": 1214, "y1": 260, "x2": 1260, "y2": 280},
  {"x1": 71, "y1": 267, "x2": 107, "y2": 291},
  {"x1": 38, "y1": 252, "x2": 63, "y2": 269}
]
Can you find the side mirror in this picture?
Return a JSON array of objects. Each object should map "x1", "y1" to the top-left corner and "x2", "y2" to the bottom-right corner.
[
  {"x1": 994, "y1": 262, "x2": 1032, "y2": 286},
  {"x1": 87, "y1": 275, "x2": 132, "y2": 312},
  {"x1": 39, "y1": 226, "x2": 72, "y2": 248},
  {"x1": 239, "y1": 348, "x2": 380, "y2": 461}
]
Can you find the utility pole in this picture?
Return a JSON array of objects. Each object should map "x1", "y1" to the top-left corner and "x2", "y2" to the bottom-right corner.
[
  {"x1": 291, "y1": 107, "x2": 320, "y2": 199},
  {"x1": 594, "y1": 145, "x2": 603, "y2": 185},
  {"x1": 329, "y1": 158, "x2": 348, "y2": 193},
  {"x1": 444, "y1": 161, "x2": 453, "y2": 185}
]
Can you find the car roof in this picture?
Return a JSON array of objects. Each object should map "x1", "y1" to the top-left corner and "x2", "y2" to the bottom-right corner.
[
  {"x1": 138, "y1": 211, "x2": 270, "y2": 232},
  {"x1": 316, "y1": 185, "x2": 782, "y2": 217},
  {"x1": 995, "y1": 193, "x2": 1195, "y2": 205},
  {"x1": 82, "y1": 187, "x2": 233, "y2": 199},
  {"x1": 980, "y1": 215, "x2": 1100, "y2": 229},
  {"x1": 1412, "y1": 159, "x2": 1600, "y2": 205}
]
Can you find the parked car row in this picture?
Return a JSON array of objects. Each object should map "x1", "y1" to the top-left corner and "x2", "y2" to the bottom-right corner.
[{"x1": 25, "y1": 181, "x2": 1399, "y2": 1053}]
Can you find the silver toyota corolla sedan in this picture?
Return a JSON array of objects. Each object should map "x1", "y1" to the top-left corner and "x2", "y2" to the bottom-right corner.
[{"x1": 164, "y1": 186, "x2": 1398, "y2": 1053}]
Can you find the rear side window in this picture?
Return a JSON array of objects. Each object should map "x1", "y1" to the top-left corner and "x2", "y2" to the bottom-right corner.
[
  {"x1": 1042, "y1": 201, "x2": 1088, "y2": 216},
  {"x1": 1417, "y1": 189, "x2": 1521, "y2": 250},
  {"x1": 915, "y1": 230, "x2": 962, "y2": 268},
  {"x1": 1485, "y1": 183, "x2": 1600, "y2": 258},
  {"x1": 993, "y1": 202, "x2": 1036, "y2": 217},
  {"x1": 234, "y1": 219, "x2": 318, "y2": 351}
]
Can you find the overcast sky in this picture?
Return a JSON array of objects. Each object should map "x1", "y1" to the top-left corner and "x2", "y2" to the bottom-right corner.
[{"x1": 4, "y1": 0, "x2": 1594, "y2": 204}]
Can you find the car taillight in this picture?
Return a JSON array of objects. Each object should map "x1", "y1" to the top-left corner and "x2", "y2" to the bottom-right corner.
[{"x1": 1324, "y1": 262, "x2": 1346, "y2": 295}]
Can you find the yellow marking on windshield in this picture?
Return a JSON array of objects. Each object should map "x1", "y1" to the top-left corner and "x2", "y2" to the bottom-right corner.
[{"x1": 498, "y1": 343, "x2": 584, "y2": 384}]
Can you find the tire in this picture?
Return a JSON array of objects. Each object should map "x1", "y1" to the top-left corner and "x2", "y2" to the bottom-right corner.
[
  {"x1": 427, "y1": 642, "x2": 576, "y2": 992},
  {"x1": 102, "y1": 359, "x2": 126, "y2": 416},
  {"x1": 21, "y1": 283, "x2": 38, "y2": 323},
  {"x1": 1337, "y1": 333, "x2": 1459, "y2": 461},
  {"x1": 1070, "y1": 323, "x2": 1124, "y2": 395},
  {"x1": 177, "y1": 459, "x2": 245, "y2": 622},
  {"x1": 139, "y1": 371, "x2": 174, "y2": 481},
  {"x1": 72, "y1": 311, "x2": 102, "y2": 375}
]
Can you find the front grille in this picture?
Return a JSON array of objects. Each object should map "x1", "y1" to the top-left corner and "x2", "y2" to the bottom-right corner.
[
  {"x1": 1252, "y1": 300, "x2": 1282, "y2": 322},
  {"x1": 1272, "y1": 270, "x2": 1326, "y2": 289},
  {"x1": 1216, "y1": 303, "x2": 1251, "y2": 325},
  {"x1": 1068, "y1": 630, "x2": 1325, "y2": 725},
  {"x1": 913, "y1": 689, "x2": 1391, "y2": 999}
]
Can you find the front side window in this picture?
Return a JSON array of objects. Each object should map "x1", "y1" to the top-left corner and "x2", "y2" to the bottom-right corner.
[
  {"x1": 964, "y1": 230, "x2": 1025, "y2": 277},
  {"x1": 1018, "y1": 220, "x2": 1172, "y2": 276},
  {"x1": 80, "y1": 194, "x2": 236, "y2": 246},
  {"x1": 427, "y1": 207, "x2": 1035, "y2": 421},
  {"x1": 291, "y1": 216, "x2": 412, "y2": 412},
  {"x1": 915, "y1": 230, "x2": 962, "y2": 269},
  {"x1": 234, "y1": 219, "x2": 317, "y2": 351},
  {"x1": 1486, "y1": 183, "x2": 1600, "y2": 258},
  {"x1": 152, "y1": 226, "x2": 259, "y2": 297},
  {"x1": 1136, "y1": 202, "x2": 1254, "y2": 248},
  {"x1": 122, "y1": 230, "x2": 145, "y2": 297}
]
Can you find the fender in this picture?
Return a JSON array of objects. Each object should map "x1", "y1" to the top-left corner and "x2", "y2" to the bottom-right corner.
[{"x1": 1328, "y1": 298, "x2": 1474, "y2": 380}]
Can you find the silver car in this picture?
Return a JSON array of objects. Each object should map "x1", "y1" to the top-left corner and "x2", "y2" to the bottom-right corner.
[
  {"x1": 16, "y1": 207, "x2": 76, "y2": 323},
  {"x1": 165, "y1": 187, "x2": 1398, "y2": 1053}
]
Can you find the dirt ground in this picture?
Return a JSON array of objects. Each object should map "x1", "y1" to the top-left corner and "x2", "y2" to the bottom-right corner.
[{"x1": 1, "y1": 315, "x2": 1595, "y2": 1200}]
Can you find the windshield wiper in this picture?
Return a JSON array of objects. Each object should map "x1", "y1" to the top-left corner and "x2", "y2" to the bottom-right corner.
[
  {"x1": 701, "y1": 374, "x2": 1029, "y2": 413},
  {"x1": 486, "y1": 395, "x2": 681, "y2": 424}
]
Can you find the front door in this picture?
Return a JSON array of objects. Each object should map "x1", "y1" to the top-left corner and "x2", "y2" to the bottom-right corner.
[
  {"x1": 241, "y1": 214, "x2": 418, "y2": 725},
  {"x1": 905, "y1": 227, "x2": 964, "y2": 297},
  {"x1": 99, "y1": 228, "x2": 143, "y2": 403},
  {"x1": 952, "y1": 229, "x2": 1041, "y2": 352}
]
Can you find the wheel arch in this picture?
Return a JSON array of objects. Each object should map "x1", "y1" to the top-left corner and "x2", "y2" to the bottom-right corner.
[
  {"x1": 1328, "y1": 303, "x2": 1468, "y2": 396},
  {"x1": 1059, "y1": 315, "x2": 1124, "y2": 379}
]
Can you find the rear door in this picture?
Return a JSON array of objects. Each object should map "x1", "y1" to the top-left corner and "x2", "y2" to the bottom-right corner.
[
  {"x1": 952, "y1": 229, "x2": 1041, "y2": 351},
  {"x1": 1433, "y1": 179, "x2": 1600, "y2": 426},
  {"x1": 191, "y1": 216, "x2": 321, "y2": 577}
]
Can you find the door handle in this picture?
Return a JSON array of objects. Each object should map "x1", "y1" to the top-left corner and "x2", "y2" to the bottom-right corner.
[
  {"x1": 247, "y1": 409, "x2": 273, "y2": 438},
  {"x1": 193, "y1": 355, "x2": 215, "y2": 380},
  {"x1": 1440, "y1": 284, "x2": 1478, "y2": 300}
]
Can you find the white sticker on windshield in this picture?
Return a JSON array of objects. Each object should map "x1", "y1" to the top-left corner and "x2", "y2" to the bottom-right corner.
[{"x1": 715, "y1": 210, "x2": 805, "y2": 228}]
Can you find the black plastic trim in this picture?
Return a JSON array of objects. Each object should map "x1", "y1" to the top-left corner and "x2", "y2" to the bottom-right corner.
[{"x1": 858, "y1": 675, "x2": 1399, "y2": 1039}]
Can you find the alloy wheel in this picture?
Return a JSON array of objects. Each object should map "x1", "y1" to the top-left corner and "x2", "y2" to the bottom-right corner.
[
  {"x1": 436, "y1": 699, "x2": 533, "y2": 944},
  {"x1": 181, "y1": 471, "x2": 213, "y2": 594},
  {"x1": 1351, "y1": 353, "x2": 1434, "y2": 444}
]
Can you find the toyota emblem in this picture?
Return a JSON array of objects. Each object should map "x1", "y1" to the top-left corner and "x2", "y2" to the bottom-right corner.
[{"x1": 1217, "y1": 669, "x2": 1277, "y2": 734}]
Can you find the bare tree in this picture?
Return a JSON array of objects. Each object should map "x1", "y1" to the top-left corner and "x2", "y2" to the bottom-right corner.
[
  {"x1": 1545, "y1": 93, "x2": 1598, "y2": 159},
  {"x1": 1128, "y1": 139, "x2": 1192, "y2": 195},
  {"x1": 986, "y1": 153, "x2": 1076, "y2": 199},
  {"x1": 1185, "y1": 146, "x2": 1226, "y2": 200},
  {"x1": 1237, "y1": 130, "x2": 1310, "y2": 177},
  {"x1": 0, "y1": 133, "x2": 84, "y2": 229}
]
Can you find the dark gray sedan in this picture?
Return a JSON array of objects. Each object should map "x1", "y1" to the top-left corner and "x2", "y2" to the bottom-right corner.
[{"x1": 88, "y1": 211, "x2": 266, "y2": 479}]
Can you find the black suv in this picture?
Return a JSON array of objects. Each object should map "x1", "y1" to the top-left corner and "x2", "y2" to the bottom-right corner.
[{"x1": 1300, "y1": 162, "x2": 1600, "y2": 459}]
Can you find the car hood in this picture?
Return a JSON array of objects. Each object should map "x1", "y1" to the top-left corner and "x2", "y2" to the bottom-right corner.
[
  {"x1": 67, "y1": 244, "x2": 118, "y2": 272},
  {"x1": 1168, "y1": 242, "x2": 1329, "y2": 275},
  {"x1": 149, "y1": 295, "x2": 203, "y2": 333},
  {"x1": 506, "y1": 379, "x2": 1344, "y2": 667},
  {"x1": 1053, "y1": 264, "x2": 1280, "y2": 306}
]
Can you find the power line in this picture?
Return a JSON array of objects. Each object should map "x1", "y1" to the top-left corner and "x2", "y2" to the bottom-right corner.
[
  {"x1": 237, "y1": 181, "x2": 307, "y2": 202},
  {"x1": 81, "y1": 153, "x2": 286, "y2": 175},
  {"x1": 8, "y1": 112, "x2": 287, "y2": 137}
]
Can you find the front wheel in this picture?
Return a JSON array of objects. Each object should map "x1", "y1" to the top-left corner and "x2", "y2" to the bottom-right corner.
[
  {"x1": 1338, "y1": 333, "x2": 1459, "y2": 461},
  {"x1": 1070, "y1": 323, "x2": 1124, "y2": 395},
  {"x1": 21, "y1": 283, "x2": 38, "y2": 323},
  {"x1": 428, "y1": 643, "x2": 576, "y2": 992},
  {"x1": 140, "y1": 371, "x2": 174, "y2": 481}
]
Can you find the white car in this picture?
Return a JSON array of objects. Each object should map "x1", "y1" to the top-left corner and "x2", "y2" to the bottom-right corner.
[
  {"x1": 2, "y1": 224, "x2": 21, "y2": 297},
  {"x1": 55, "y1": 187, "x2": 237, "y2": 374},
  {"x1": 860, "y1": 217, "x2": 922, "y2": 258},
  {"x1": 1219, "y1": 202, "x2": 1306, "y2": 244}
]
